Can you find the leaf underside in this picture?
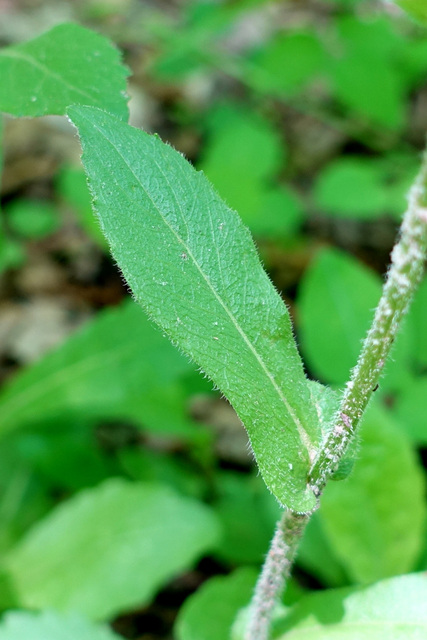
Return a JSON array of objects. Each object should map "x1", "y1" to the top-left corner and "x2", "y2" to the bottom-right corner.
[{"x1": 68, "y1": 106, "x2": 320, "y2": 511}]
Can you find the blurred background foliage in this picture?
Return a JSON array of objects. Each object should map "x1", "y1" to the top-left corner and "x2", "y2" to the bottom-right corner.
[{"x1": 0, "y1": 0, "x2": 427, "y2": 638}]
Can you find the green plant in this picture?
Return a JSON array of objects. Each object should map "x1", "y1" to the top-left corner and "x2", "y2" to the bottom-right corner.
[{"x1": 0, "y1": 3, "x2": 427, "y2": 639}]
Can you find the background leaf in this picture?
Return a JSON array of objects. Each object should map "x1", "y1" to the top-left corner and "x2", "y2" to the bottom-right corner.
[
  {"x1": 0, "y1": 610, "x2": 121, "y2": 640},
  {"x1": 298, "y1": 248, "x2": 381, "y2": 385},
  {"x1": 213, "y1": 472, "x2": 280, "y2": 565},
  {"x1": 313, "y1": 154, "x2": 417, "y2": 221},
  {"x1": 327, "y1": 17, "x2": 406, "y2": 130},
  {"x1": 68, "y1": 106, "x2": 321, "y2": 511},
  {"x1": 394, "y1": 0, "x2": 427, "y2": 25},
  {"x1": 318, "y1": 402, "x2": 425, "y2": 584},
  {"x1": 5, "y1": 479, "x2": 221, "y2": 620},
  {"x1": 297, "y1": 513, "x2": 348, "y2": 588},
  {"x1": 175, "y1": 567, "x2": 258, "y2": 640},
  {"x1": 57, "y1": 165, "x2": 108, "y2": 247},
  {"x1": 5, "y1": 199, "x2": 59, "y2": 239},
  {"x1": 0, "y1": 300, "x2": 199, "y2": 440},
  {"x1": 408, "y1": 275, "x2": 427, "y2": 370},
  {"x1": 273, "y1": 572, "x2": 427, "y2": 639},
  {"x1": 394, "y1": 377, "x2": 427, "y2": 444},
  {"x1": 245, "y1": 31, "x2": 325, "y2": 97},
  {"x1": 0, "y1": 24, "x2": 128, "y2": 119},
  {"x1": 199, "y1": 105, "x2": 302, "y2": 238}
]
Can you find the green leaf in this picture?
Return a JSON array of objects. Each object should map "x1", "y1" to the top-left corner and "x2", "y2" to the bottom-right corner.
[
  {"x1": 313, "y1": 158, "x2": 388, "y2": 220},
  {"x1": 3, "y1": 417, "x2": 114, "y2": 493},
  {"x1": 273, "y1": 572, "x2": 427, "y2": 639},
  {"x1": 394, "y1": 0, "x2": 427, "y2": 25},
  {"x1": 175, "y1": 567, "x2": 258, "y2": 640},
  {"x1": 307, "y1": 381, "x2": 339, "y2": 439},
  {"x1": 378, "y1": 315, "x2": 415, "y2": 395},
  {"x1": 246, "y1": 31, "x2": 325, "y2": 97},
  {"x1": 297, "y1": 512, "x2": 348, "y2": 588},
  {"x1": 308, "y1": 381, "x2": 355, "y2": 480},
  {"x1": 5, "y1": 478, "x2": 221, "y2": 620},
  {"x1": 394, "y1": 377, "x2": 427, "y2": 444},
  {"x1": 198, "y1": 106, "x2": 302, "y2": 238},
  {"x1": 68, "y1": 106, "x2": 321, "y2": 511},
  {"x1": 0, "y1": 300, "x2": 198, "y2": 439},
  {"x1": 0, "y1": 453, "x2": 54, "y2": 558},
  {"x1": 6, "y1": 199, "x2": 59, "y2": 238},
  {"x1": 408, "y1": 275, "x2": 427, "y2": 370},
  {"x1": 0, "y1": 24, "x2": 128, "y2": 119},
  {"x1": 313, "y1": 154, "x2": 418, "y2": 221},
  {"x1": 402, "y1": 39, "x2": 427, "y2": 88},
  {"x1": 0, "y1": 114, "x2": 3, "y2": 194},
  {"x1": 327, "y1": 17, "x2": 406, "y2": 130},
  {"x1": 0, "y1": 610, "x2": 121, "y2": 640},
  {"x1": 119, "y1": 447, "x2": 205, "y2": 499},
  {"x1": 213, "y1": 472, "x2": 280, "y2": 565},
  {"x1": 319, "y1": 402, "x2": 425, "y2": 584},
  {"x1": 0, "y1": 234, "x2": 25, "y2": 272},
  {"x1": 249, "y1": 187, "x2": 303, "y2": 238},
  {"x1": 57, "y1": 165, "x2": 107, "y2": 247},
  {"x1": 200, "y1": 105, "x2": 283, "y2": 184},
  {"x1": 298, "y1": 248, "x2": 381, "y2": 385}
]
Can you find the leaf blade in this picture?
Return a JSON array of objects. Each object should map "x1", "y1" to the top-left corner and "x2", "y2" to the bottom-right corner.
[
  {"x1": 175, "y1": 567, "x2": 258, "y2": 640},
  {"x1": 0, "y1": 610, "x2": 122, "y2": 640},
  {"x1": 5, "y1": 479, "x2": 220, "y2": 620},
  {"x1": 0, "y1": 24, "x2": 129, "y2": 119},
  {"x1": 68, "y1": 106, "x2": 320, "y2": 511},
  {"x1": 319, "y1": 402, "x2": 425, "y2": 584},
  {"x1": 0, "y1": 300, "x2": 197, "y2": 439},
  {"x1": 273, "y1": 572, "x2": 427, "y2": 639},
  {"x1": 298, "y1": 248, "x2": 381, "y2": 385}
]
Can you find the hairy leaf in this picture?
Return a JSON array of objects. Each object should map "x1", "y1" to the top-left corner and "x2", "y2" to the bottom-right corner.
[
  {"x1": 68, "y1": 106, "x2": 321, "y2": 511},
  {"x1": 308, "y1": 382, "x2": 356, "y2": 480}
]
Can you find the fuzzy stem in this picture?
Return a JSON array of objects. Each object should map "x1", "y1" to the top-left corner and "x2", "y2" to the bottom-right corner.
[
  {"x1": 245, "y1": 150, "x2": 427, "y2": 640},
  {"x1": 245, "y1": 509, "x2": 309, "y2": 640},
  {"x1": 309, "y1": 150, "x2": 427, "y2": 496}
]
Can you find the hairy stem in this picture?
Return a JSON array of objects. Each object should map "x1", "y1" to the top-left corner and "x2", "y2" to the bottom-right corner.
[
  {"x1": 309, "y1": 150, "x2": 427, "y2": 496},
  {"x1": 245, "y1": 509, "x2": 309, "y2": 640},
  {"x1": 245, "y1": 148, "x2": 427, "y2": 640}
]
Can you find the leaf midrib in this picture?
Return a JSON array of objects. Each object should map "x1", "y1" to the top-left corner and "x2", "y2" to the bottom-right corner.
[
  {"x1": 1, "y1": 48, "x2": 96, "y2": 104},
  {"x1": 83, "y1": 113, "x2": 315, "y2": 457}
]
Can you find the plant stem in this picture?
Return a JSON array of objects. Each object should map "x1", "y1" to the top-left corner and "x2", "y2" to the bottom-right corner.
[
  {"x1": 309, "y1": 149, "x2": 427, "y2": 497},
  {"x1": 244, "y1": 509, "x2": 309, "y2": 640},
  {"x1": 245, "y1": 148, "x2": 427, "y2": 640}
]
